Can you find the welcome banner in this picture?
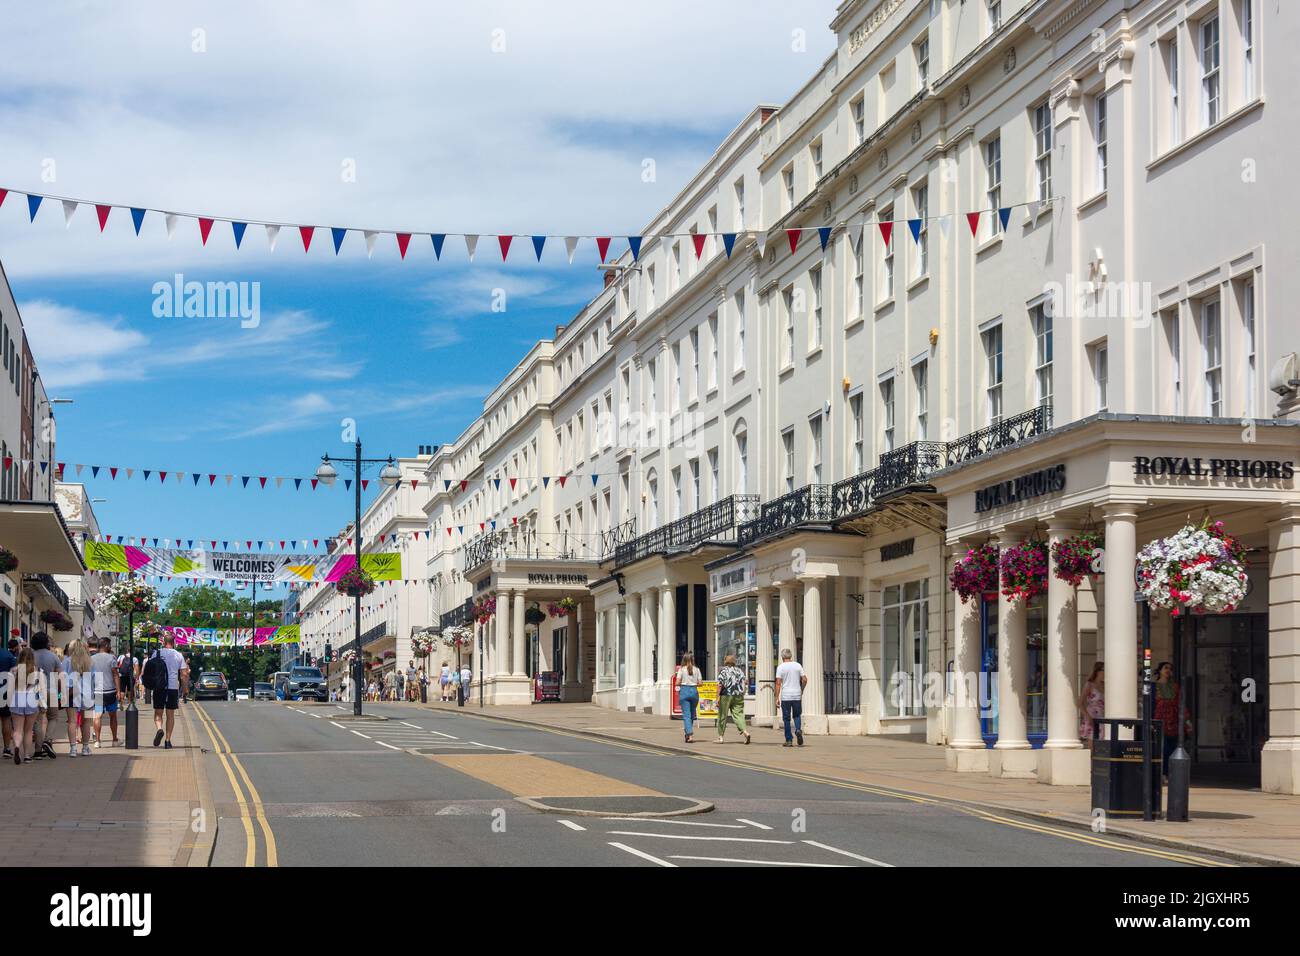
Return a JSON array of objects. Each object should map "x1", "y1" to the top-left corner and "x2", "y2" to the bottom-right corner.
[
  {"x1": 83, "y1": 542, "x2": 401, "y2": 584},
  {"x1": 165, "y1": 625, "x2": 301, "y2": 646}
]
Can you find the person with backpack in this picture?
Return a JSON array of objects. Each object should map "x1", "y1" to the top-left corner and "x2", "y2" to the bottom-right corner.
[
  {"x1": 144, "y1": 634, "x2": 189, "y2": 748},
  {"x1": 715, "y1": 654, "x2": 751, "y2": 745},
  {"x1": 676, "y1": 652, "x2": 702, "y2": 744}
]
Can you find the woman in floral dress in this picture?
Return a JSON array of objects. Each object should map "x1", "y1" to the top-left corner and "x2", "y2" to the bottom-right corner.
[{"x1": 1077, "y1": 661, "x2": 1105, "y2": 746}]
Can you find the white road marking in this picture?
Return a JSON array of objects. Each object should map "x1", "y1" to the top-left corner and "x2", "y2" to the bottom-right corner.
[
  {"x1": 668, "y1": 855, "x2": 845, "y2": 867},
  {"x1": 557, "y1": 820, "x2": 586, "y2": 832},
  {"x1": 469, "y1": 741, "x2": 509, "y2": 750},
  {"x1": 376, "y1": 741, "x2": 402, "y2": 751},
  {"x1": 600, "y1": 817, "x2": 746, "y2": 829},
  {"x1": 736, "y1": 818, "x2": 773, "y2": 830},
  {"x1": 330, "y1": 721, "x2": 347, "y2": 730},
  {"x1": 428, "y1": 729, "x2": 459, "y2": 739},
  {"x1": 607, "y1": 831, "x2": 792, "y2": 844},
  {"x1": 350, "y1": 730, "x2": 371, "y2": 739},
  {"x1": 803, "y1": 840, "x2": 894, "y2": 867},
  {"x1": 401, "y1": 721, "x2": 422, "y2": 729},
  {"x1": 608, "y1": 842, "x2": 676, "y2": 867},
  {"x1": 311, "y1": 713, "x2": 323, "y2": 718}
]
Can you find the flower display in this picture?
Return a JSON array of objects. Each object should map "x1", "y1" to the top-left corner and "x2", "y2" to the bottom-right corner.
[
  {"x1": 472, "y1": 596, "x2": 496, "y2": 622},
  {"x1": 411, "y1": 633, "x2": 435, "y2": 657},
  {"x1": 441, "y1": 626, "x2": 472, "y2": 649},
  {"x1": 133, "y1": 619, "x2": 163, "y2": 641},
  {"x1": 948, "y1": 544, "x2": 999, "y2": 603},
  {"x1": 0, "y1": 546, "x2": 19, "y2": 573},
  {"x1": 547, "y1": 596, "x2": 578, "y2": 618},
  {"x1": 39, "y1": 608, "x2": 74, "y2": 631},
  {"x1": 525, "y1": 605, "x2": 546, "y2": 627},
  {"x1": 999, "y1": 541, "x2": 1050, "y2": 602},
  {"x1": 335, "y1": 567, "x2": 376, "y2": 598},
  {"x1": 96, "y1": 577, "x2": 160, "y2": 615},
  {"x1": 1137, "y1": 520, "x2": 1248, "y2": 615},
  {"x1": 1051, "y1": 531, "x2": 1105, "y2": 587}
]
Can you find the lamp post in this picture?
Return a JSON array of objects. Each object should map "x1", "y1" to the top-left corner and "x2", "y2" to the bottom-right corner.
[{"x1": 316, "y1": 441, "x2": 401, "y2": 717}]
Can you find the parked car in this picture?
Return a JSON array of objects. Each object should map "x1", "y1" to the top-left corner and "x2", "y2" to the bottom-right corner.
[
  {"x1": 285, "y1": 666, "x2": 327, "y2": 702},
  {"x1": 253, "y1": 682, "x2": 275, "y2": 701},
  {"x1": 195, "y1": 671, "x2": 229, "y2": 701},
  {"x1": 234, "y1": 688, "x2": 250, "y2": 701}
]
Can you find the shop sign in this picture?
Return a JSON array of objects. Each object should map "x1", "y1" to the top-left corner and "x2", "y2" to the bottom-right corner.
[
  {"x1": 475, "y1": 576, "x2": 493, "y2": 592},
  {"x1": 670, "y1": 675, "x2": 720, "y2": 719},
  {"x1": 526, "y1": 572, "x2": 588, "y2": 585},
  {"x1": 709, "y1": 558, "x2": 756, "y2": 601},
  {"x1": 880, "y1": 538, "x2": 915, "y2": 562},
  {"x1": 1133, "y1": 456, "x2": 1294, "y2": 480},
  {"x1": 974, "y1": 464, "x2": 1066, "y2": 513}
]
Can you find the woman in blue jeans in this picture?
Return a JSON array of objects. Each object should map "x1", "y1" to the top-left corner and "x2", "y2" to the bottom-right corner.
[{"x1": 676, "y1": 652, "x2": 702, "y2": 743}]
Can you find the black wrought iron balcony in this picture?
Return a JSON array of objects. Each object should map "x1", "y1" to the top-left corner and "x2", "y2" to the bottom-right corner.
[
  {"x1": 23, "y1": 572, "x2": 70, "y2": 611},
  {"x1": 611, "y1": 494, "x2": 760, "y2": 568},
  {"x1": 832, "y1": 441, "x2": 946, "y2": 522},
  {"x1": 944, "y1": 404, "x2": 1053, "y2": 466},
  {"x1": 463, "y1": 529, "x2": 606, "y2": 572},
  {"x1": 439, "y1": 598, "x2": 473, "y2": 630},
  {"x1": 601, "y1": 516, "x2": 637, "y2": 558},
  {"x1": 737, "y1": 484, "x2": 833, "y2": 547}
]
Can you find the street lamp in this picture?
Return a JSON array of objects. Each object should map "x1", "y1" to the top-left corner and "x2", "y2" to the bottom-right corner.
[{"x1": 316, "y1": 441, "x2": 400, "y2": 717}]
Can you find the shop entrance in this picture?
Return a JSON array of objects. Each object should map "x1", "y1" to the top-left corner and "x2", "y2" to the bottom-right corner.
[{"x1": 1175, "y1": 613, "x2": 1269, "y2": 786}]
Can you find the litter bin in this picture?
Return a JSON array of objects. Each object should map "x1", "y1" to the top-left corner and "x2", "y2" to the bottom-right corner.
[{"x1": 1091, "y1": 718, "x2": 1163, "y2": 818}]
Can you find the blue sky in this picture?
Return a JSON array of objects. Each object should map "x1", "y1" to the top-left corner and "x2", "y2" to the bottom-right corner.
[{"x1": 0, "y1": 1, "x2": 837, "y2": 601}]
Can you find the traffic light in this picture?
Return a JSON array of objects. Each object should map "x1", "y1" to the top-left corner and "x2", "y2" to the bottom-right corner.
[{"x1": 324, "y1": 642, "x2": 333, "y2": 664}]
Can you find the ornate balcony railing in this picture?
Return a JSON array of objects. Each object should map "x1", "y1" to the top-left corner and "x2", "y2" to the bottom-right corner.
[
  {"x1": 463, "y1": 530, "x2": 607, "y2": 573},
  {"x1": 831, "y1": 441, "x2": 946, "y2": 522},
  {"x1": 944, "y1": 404, "x2": 1052, "y2": 466},
  {"x1": 439, "y1": 598, "x2": 473, "y2": 630},
  {"x1": 737, "y1": 485, "x2": 833, "y2": 547},
  {"x1": 601, "y1": 516, "x2": 637, "y2": 558},
  {"x1": 612, "y1": 494, "x2": 760, "y2": 568},
  {"x1": 24, "y1": 573, "x2": 70, "y2": 611}
]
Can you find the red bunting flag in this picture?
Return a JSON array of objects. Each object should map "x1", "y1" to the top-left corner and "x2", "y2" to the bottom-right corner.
[
  {"x1": 595, "y1": 237, "x2": 611, "y2": 263},
  {"x1": 691, "y1": 233, "x2": 706, "y2": 259},
  {"x1": 410, "y1": 480, "x2": 419, "y2": 490},
  {"x1": 878, "y1": 221, "x2": 893, "y2": 248},
  {"x1": 509, "y1": 478, "x2": 517, "y2": 490},
  {"x1": 786, "y1": 229, "x2": 801, "y2": 254},
  {"x1": 258, "y1": 477, "x2": 267, "y2": 488},
  {"x1": 299, "y1": 226, "x2": 315, "y2": 252},
  {"x1": 498, "y1": 235, "x2": 512, "y2": 260},
  {"x1": 159, "y1": 471, "x2": 168, "y2": 482},
  {"x1": 110, "y1": 467, "x2": 118, "y2": 479},
  {"x1": 396, "y1": 233, "x2": 411, "y2": 259},
  {"x1": 966, "y1": 212, "x2": 981, "y2": 237},
  {"x1": 460, "y1": 480, "x2": 468, "y2": 491},
  {"x1": 198, "y1": 218, "x2": 214, "y2": 245},
  {"x1": 361, "y1": 479, "x2": 369, "y2": 491},
  {"x1": 0, "y1": 189, "x2": 6, "y2": 209},
  {"x1": 310, "y1": 478, "x2": 318, "y2": 490},
  {"x1": 208, "y1": 474, "x2": 216, "y2": 485},
  {"x1": 557, "y1": 476, "x2": 567, "y2": 488},
  {"x1": 95, "y1": 204, "x2": 111, "y2": 231}
]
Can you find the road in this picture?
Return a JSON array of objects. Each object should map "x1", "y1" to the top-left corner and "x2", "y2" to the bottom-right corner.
[{"x1": 188, "y1": 700, "x2": 1239, "y2": 868}]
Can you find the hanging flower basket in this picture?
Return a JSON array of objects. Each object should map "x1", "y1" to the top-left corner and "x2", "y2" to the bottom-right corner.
[
  {"x1": 96, "y1": 578, "x2": 160, "y2": 615},
  {"x1": 39, "y1": 609, "x2": 74, "y2": 632},
  {"x1": 0, "y1": 546, "x2": 19, "y2": 573},
  {"x1": 335, "y1": 567, "x2": 376, "y2": 598},
  {"x1": 1052, "y1": 531, "x2": 1105, "y2": 587},
  {"x1": 525, "y1": 605, "x2": 546, "y2": 627},
  {"x1": 999, "y1": 540, "x2": 1049, "y2": 602},
  {"x1": 548, "y1": 596, "x2": 578, "y2": 618},
  {"x1": 133, "y1": 619, "x2": 163, "y2": 641},
  {"x1": 1137, "y1": 519, "x2": 1248, "y2": 616},
  {"x1": 948, "y1": 544, "x2": 999, "y2": 603},
  {"x1": 342, "y1": 649, "x2": 357, "y2": 664},
  {"x1": 472, "y1": 596, "x2": 496, "y2": 622},
  {"x1": 411, "y1": 633, "x2": 435, "y2": 657},
  {"x1": 441, "y1": 627, "x2": 472, "y2": 649}
]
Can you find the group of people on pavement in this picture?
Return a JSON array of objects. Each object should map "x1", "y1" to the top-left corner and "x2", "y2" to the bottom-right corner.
[
  {"x1": 1, "y1": 630, "x2": 191, "y2": 765},
  {"x1": 357, "y1": 661, "x2": 472, "y2": 704},
  {"x1": 674, "y1": 647, "x2": 807, "y2": 747},
  {"x1": 437, "y1": 661, "x2": 472, "y2": 703}
]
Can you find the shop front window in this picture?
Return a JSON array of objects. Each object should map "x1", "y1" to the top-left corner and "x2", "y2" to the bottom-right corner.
[
  {"x1": 715, "y1": 597, "x2": 757, "y2": 695},
  {"x1": 882, "y1": 580, "x2": 928, "y2": 717}
]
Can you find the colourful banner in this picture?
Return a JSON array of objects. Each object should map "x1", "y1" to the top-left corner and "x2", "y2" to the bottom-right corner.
[
  {"x1": 165, "y1": 625, "x2": 300, "y2": 646},
  {"x1": 83, "y1": 542, "x2": 401, "y2": 583}
]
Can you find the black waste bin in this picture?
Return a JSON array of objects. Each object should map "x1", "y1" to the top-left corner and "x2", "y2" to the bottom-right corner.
[{"x1": 1091, "y1": 718, "x2": 1163, "y2": 818}]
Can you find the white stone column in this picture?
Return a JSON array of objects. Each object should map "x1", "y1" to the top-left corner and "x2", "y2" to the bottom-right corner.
[
  {"x1": 801, "y1": 575, "x2": 826, "y2": 731},
  {"x1": 1040, "y1": 521, "x2": 1088, "y2": 785},
  {"x1": 657, "y1": 585, "x2": 676, "y2": 714},
  {"x1": 565, "y1": 610, "x2": 579, "y2": 692},
  {"x1": 990, "y1": 532, "x2": 1034, "y2": 777},
  {"x1": 1264, "y1": 505, "x2": 1300, "y2": 794},
  {"x1": 642, "y1": 588, "x2": 658, "y2": 687},
  {"x1": 778, "y1": 583, "x2": 796, "y2": 661},
  {"x1": 1102, "y1": 504, "x2": 1139, "y2": 721},
  {"x1": 512, "y1": 590, "x2": 526, "y2": 678},
  {"x1": 625, "y1": 591, "x2": 642, "y2": 700},
  {"x1": 493, "y1": 598, "x2": 507, "y2": 678},
  {"x1": 947, "y1": 545, "x2": 988, "y2": 772},
  {"x1": 755, "y1": 587, "x2": 775, "y2": 724}
]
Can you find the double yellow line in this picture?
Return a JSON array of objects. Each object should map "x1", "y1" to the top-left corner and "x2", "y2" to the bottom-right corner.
[{"x1": 190, "y1": 703, "x2": 278, "y2": 867}]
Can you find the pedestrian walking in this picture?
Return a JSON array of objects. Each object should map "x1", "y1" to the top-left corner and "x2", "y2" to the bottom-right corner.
[
  {"x1": 676, "y1": 652, "x2": 702, "y2": 743},
  {"x1": 417, "y1": 667, "x2": 427, "y2": 704},
  {"x1": 406, "y1": 663, "x2": 418, "y2": 702},
  {"x1": 61, "y1": 640, "x2": 95, "y2": 757},
  {"x1": 395, "y1": 668, "x2": 405, "y2": 703},
  {"x1": 438, "y1": 661, "x2": 452, "y2": 701},
  {"x1": 1154, "y1": 662, "x2": 1190, "y2": 777},
  {"x1": 715, "y1": 654, "x2": 750, "y2": 744},
  {"x1": 459, "y1": 662, "x2": 472, "y2": 705},
  {"x1": 9, "y1": 646, "x2": 42, "y2": 764},
  {"x1": 450, "y1": 665, "x2": 461, "y2": 704},
  {"x1": 1077, "y1": 661, "x2": 1105, "y2": 748},
  {"x1": 774, "y1": 648, "x2": 807, "y2": 747},
  {"x1": 29, "y1": 632, "x2": 59, "y2": 760},
  {"x1": 0, "y1": 637, "x2": 15, "y2": 761},
  {"x1": 91, "y1": 638, "x2": 120, "y2": 748},
  {"x1": 145, "y1": 634, "x2": 189, "y2": 748}
]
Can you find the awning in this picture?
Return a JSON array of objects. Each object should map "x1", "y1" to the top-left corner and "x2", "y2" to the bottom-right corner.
[{"x1": 0, "y1": 500, "x2": 85, "y2": 575}]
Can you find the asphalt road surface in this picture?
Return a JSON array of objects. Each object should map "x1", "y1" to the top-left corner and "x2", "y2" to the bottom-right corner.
[{"x1": 189, "y1": 700, "x2": 1240, "y2": 868}]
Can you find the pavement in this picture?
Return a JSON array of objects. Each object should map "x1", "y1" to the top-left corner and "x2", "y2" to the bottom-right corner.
[
  {"x1": 0, "y1": 701, "x2": 216, "y2": 867},
  {"x1": 415, "y1": 699, "x2": 1300, "y2": 867}
]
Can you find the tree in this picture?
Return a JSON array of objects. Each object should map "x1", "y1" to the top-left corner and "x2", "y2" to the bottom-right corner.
[{"x1": 144, "y1": 584, "x2": 286, "y2": 690}]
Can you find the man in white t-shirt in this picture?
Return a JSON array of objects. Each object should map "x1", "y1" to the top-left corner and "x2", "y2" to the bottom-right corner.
[
  {"x1": 150, "y1": 635, "x2": 189, "y2": 749},
  {"x1": 774, "y1": 649, "x2": 807, "y2": 748}
]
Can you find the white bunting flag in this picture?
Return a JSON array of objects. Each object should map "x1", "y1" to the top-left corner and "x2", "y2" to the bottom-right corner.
[
  {"x1": 224, "y1": 475, "x2": 234, "y2": 486},
  {"x1": 126, "y1": 468, "x2": 134, "y2": 480},
  {"x1": 165, "y1": 214, "x2": 178, "y2": 239},
  {"x1": 265, "y1": 224, "x2": 280, "y2": 251},
  {"x1": 275, "y1": 477, "x2": 284, "y2": 489},
  {"x1": 75, "y1": 464, "x2": 84, "y2": 476},
  {"x1": 464, "y1": 234, "x2": 479, "y2": 262},
  {"x1": 62, "y1": 200, "x2": 78, "y2": 227},
  {"x1": 564, "y1": 236, "x2": 579, "y2": 264},
  {"x1": 755, "y1": 231, "x2": 767, "y2": 258},
  {"x1": 174, "y1": 471, "x2": 184, "y2": 483},
  {"x1": 937, "y1": 214, "x2": 952, "y2": 240},
  {"x1": 364, "y1": 231, "x2": 378, "y2": 258}
]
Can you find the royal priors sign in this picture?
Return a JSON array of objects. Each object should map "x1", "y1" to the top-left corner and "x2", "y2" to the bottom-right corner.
[
  {"x1": 1133, "y1": 456, "x2": 1295, "y2": 480},
  {"x1": 974, "y1": 464, "x2": 1067, "y2": 514}
]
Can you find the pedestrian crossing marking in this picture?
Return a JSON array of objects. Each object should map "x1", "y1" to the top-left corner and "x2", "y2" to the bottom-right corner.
[{"x1": 426, "y1": 753, "x2": 663, "y2": 798}]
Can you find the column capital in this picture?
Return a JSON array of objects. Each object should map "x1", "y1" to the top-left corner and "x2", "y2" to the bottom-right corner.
[
  {"x1": 1101, "y1": 500, "x2": 1145, "y2": 520},
  {"x1": 755, "y1": 585, "x2": 775, "y2": 595},
  {"x1": 798, "y1": 573, "x2": 828, "y2": 584},
  {"x1": 1273, "y1": 503, "x2": 1300, "y2": 526}
]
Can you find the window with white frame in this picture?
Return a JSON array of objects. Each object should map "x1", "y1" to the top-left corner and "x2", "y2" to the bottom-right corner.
[
  {"x1": 1093, "y1": 342, "x2": 1109, "y2": 412},
  {"x1": 1165, "y1": 310, "x2": 1183, "y2": 415},
  {"x1": 851, "y1": 229, "x2": 865, "y2": 319},
  {"x1": 735, "y1": 425, "x2": 749, "y2": 496},
  {"x1": 603, "y1": 390, "x2": 614, "y2": 447},
  {"x1": 782, "y1": 286, "x2": 795, "y2": 367},
  {"x1": 1167, "y1": 35, "x2": 1181, "y2": 147},
  {"x1": 851, "y1": 95, "x2": 866, "y2": 144},
  {"x1": 913, "y1": 359, "x2": 929, "y2": 440},
  {"x1": 707, "y1": 448, "x2": 719, "y2": 504},
  {"x1": 733, "y1": 290, "x2": 746, "y2": 373},
  {"x1": 880, "y1": 376, "x2": 896, "y2": 454},
  {"x1": 672, "y1": 241, "x2": 682, "y2": 292},
  {"x1": 1033, "y1": 303, "x2": 1053, "y2": 409},
  {"x1": 809, "y1": 265, "x2": 823, "y2": 350},
  {"x1": 647, "y1": 470, "x2": 659, "y2": 528},
  {"x1": 781, "y1": 428, "x2": 795, "y2": 492},
  {"x1": 1241, "y1": 0, "x2": 1255, "y2": 101},
  {"x1": 987, "y1": 0, "x2": 1002, "y2": 33},
  {"x1": 983, "y1": 324, "x2": 1003, "y2": 424},
  {"x1": 1033, "y1": 102, "x2": 1052, "y2": 202},
  {"x1": 912, "y1": 184, "x2": 929, "y2": 277},
  {"x1": 849, "y1": 392, "x2": 865, "y2": 473},
  {"x1": 1243, "y1": 278, "x2": 1256, "y2": 417},
  {"x1": 672, "y1": 342, "x2": 682, "y2": 413},
  {"x1": 811, "y1": 139, "x2": 823, "y2": 181},
  {"x1": 1094, "y1": 92, "x2": 1108, "y2": 193},
  {"x1": 1202, "y1": 298, "x2": 1222, "y2": 416},
  {"x1": 880, "y1": 206, "x2": 894, "y2": 300},
  {"x1": 647, "y1": 357, "x2": 658, "y2": 439},
  {"x1": 1201, "y1": 14, "x2": 1221, "y2": 127},
  {"x1": 734, "y1": 177, "x2": 745, "y2": 230},
  {"x1": 707, "y1": 313, "x2": 718, "y2": 390},
  {"x1": 589, "y1": 402, "x2": 599, "y2": 457},
  {"x1": 985, "y1": 136, "x2": 1002, "y2": 236},
  {"x1": 707, "y1": 206, "x2": 718, "y2": 259},
  {"x1": 915, "y1": 35, "x2": 930, "y2": 89},
  {"x1": 671, "y1": 466, "x2": 682, "y2": 520},
  {"x1": 783, "y1": 164, "x2": 795, "y2": 210},
  {"x1": 689, "y1": 328, "x2": 700, "y2": 401},
  {"x1": 646, "y1": 264, "x2": 656, "y2": 312},
  {"x1": 809, "y1": 414, "x2": 824, "y2": 484},
  {"x1": 689, "y1": 458, "x2": 701, "y2": 511}
]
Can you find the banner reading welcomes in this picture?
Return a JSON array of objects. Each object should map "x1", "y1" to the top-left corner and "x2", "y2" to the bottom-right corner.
[{"x1": 83, "y1": 542, "x2": 402, "y2": 584}]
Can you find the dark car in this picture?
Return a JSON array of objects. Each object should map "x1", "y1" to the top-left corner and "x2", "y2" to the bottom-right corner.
[
  {"x1": 286, "y1": 666, "x2": 327, "y2": 702},
  {"x1": 253, "y1": 681, "x2": 275, "y2": 701},
  {"x1": 195, "y1": 671, "x2": 229, "y2": 701}
]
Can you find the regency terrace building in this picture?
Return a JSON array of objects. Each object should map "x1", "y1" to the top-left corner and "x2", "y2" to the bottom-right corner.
[{"x1": 300, "y1": 0, "x2": 1300, "y2": 795}]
